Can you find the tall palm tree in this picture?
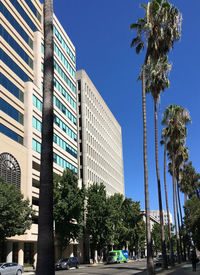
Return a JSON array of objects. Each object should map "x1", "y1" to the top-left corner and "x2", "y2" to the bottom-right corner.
[
  {"x1": 36, "y1": 1, "x2": 55, "y2": 274},
  {"x1": 160, "y1": 126, "x2": 174, "y2": 265},
  {"x1": 130, "y1": 1, "x2": 182, "y2": 272},
  {"x1": 145, "y1": 55, "x2": 171, "y2": 268},
  {"x1": 162, "y1": 104, "x2": 190, "y2": 264}
]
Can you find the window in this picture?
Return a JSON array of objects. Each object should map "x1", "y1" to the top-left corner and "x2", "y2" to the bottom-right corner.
[
  {"x1": 0, "y1": 2, "x2": 33, "y2": 48},
  {"x1": 0, "y1": 73, "x2": 24, "y2": 102},
  {"x1": 0, "y1": 152, "x2": 21, "y2": 189},
  {"x1": 0, "y1": 25, "x2": 33, "y2": 69},
  {"x1": 54, "y1": 78, "x2": 76, "y2": 109},
  {"x1": 53, "y1": 96, "x2": 76, "y2": 124},
  {"x1": 0, "y1": 49, "x2": 31, "y2": 82},
  {"x1": 54, "y1": 43, "x2": 75, "y2": 78},
  {"x1": 54, "y1": 61, "x2": 76, "y2": 93},
  {"x1": 53, "y1": 25, "x2": 75, "y2": 63},
  {"x1": 53, "y1": 115, "x2": 77, "y2": 141},
  {"x1": 53, "y1": 152, "x2": 77, "y2": 174},
  {"x1": 33, "y1": 95, "x2": 42, "y2": 111},
  {"x1": 0, "y1": 98, "x2": 24, "y2": 125},
  {"x1": 32, "y1": 139, "x2": 41, "y2": 153}
]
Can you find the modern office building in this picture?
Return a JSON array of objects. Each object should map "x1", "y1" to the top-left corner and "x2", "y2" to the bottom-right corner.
[
  {"x1": 76, "y1": 70, "x2": 124, "y2": 196},
  {"x1": 1, "y1": 0, "x2": 78, "y2": 265},
  {"x1": 150, "y1": 210, "x2": 173, "y2": 226}
]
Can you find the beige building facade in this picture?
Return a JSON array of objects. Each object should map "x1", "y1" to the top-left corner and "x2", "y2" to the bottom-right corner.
[
  {"x1": 76, "y1": 70, "x2": 124, "y2": 196},
  {"x1": 1, "y1": 0, "x2": 79, "y2": 265},
  {"x1": 150, "y1": 210, "x2": 173, "y2": 226}
]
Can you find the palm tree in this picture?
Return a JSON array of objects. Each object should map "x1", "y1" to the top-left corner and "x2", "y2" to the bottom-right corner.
[
  {"x1": 162, "y1": 104, "x2": 191, "y2": 264},
  {"x1": 36, "y1": 1, "x2": 55, "y2": 274},
  {"x1": 160, "y1": 126, "x2": 174, "y2": 265},
  {"x1": 130, "y1": 1, "x2": 182, "y2": 272},
  {"x1": 145, "y1": 55, "x2": 171, "y2": 268}
]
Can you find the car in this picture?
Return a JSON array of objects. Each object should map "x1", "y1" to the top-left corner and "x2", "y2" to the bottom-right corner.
[
  {"x1": 55, "y1": 257, "x2": 79, "y2": 270},
  {"x1": 155, "y1": 254, "x2": 177, "y2": 266},
  {"x1": 0, "y1": 262, "x2": 24, "y2": 275}
]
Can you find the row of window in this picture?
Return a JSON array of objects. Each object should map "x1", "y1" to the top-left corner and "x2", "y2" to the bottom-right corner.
[
  {"x1": 32, "y1": 138, "x2": 41, "y2": 153},
  {"x1": 32, "y1": 139, "x2": 77, "y2": 174},
  {"x1": 54, "y1": 115, "x2": 77, "y2": 141},
  {"x1": 0, "y1": 73, "x2": 24, "y2": 102},
  {"x1": 0, "y1": 25, "x2": 33, "y2": 69},
  {"x1": 10, "y1": 0, "x2": 38, "y2": 32},
  {"x1": 54, "y1": 61, "x2": 76, "y2": 93},
  {"x1": 32, "y1": 116, "x2": 41, "y2": 132},
  {"x1": 33, "y1": 95, "x2": 42, "y2": 111},
  {"x1": 24, "y1": 0, "x2": 41, "y2": 23},
  {"x1": 1, "y1": 2, "x2": 33, "y2": 49},
  {"x1": 1, "y1": 49, "x2": 32, "y2": 82},
  {"x1": 0, "y1": 98, "x2": 24, "y2": 125},
  {"x1": 0, "y1": 123, "x2": 23, "y2": 145},
  {"x1": 53, "y1": 96, "x2": 76, "y2": 125},
  {"x1": 54, "y1": 43, "x2": 75, "y2": 78},
  {"x1": 33, "y1": 95, "x2": 77, "y2": 142},
  {"x1": 32, "y1": 116, "x2": 77, "y2": 159},
  {"x1": 54, "y1": 78, "x2": 76, "y2": 110},
  {"x1": 53, "y1": 25, "x2": 75, "y2": 63},
  {"x1": 53, "y1": 133, "x2": 77, "y2": 158},
  {"x1": 53, "y1": 152, "x2": 77, "y2": 174}
]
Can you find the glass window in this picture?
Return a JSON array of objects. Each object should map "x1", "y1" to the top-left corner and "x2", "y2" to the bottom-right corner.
[
  {"x1": 0, "y1": 2, "x2": 33, "y2": 49},
  {"x1": 0, "y1": 98, "x2": 24, "y2": 125},
  {"x1": 0, "y1": 123, "x2": 23, "y2": 144},
  {"x1": 0, "y1": 73, "x2": 24, "y2": 102}
]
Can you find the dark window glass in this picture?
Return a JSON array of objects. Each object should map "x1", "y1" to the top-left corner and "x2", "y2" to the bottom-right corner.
[
  {"x1": 0, "y1": 98, "x2": 24, "y2": 125},
  {"x1": 0, "y1": 2, "x2": 33, "y2": 48},
  {"x1": 0, "y1": 25, "x2": 33, "y2": 68},
  {"x1": 0, "y1": 49, "x2": 32, "y2": 82},
  {"x1": 0, "y1": 123, "x2": 23, "y2": 145},
  {"x1": 0, "y1": 73, "x2": 24, "y2": 102},
  {"x1": 78, "y1": 81, "x2": 81, "y2": 91},
  {"x1": 24, "y1": 0, "x2": 41, "y2": 22},
  {"x1": 10, "y1": 0, "x2": 38, "y2": 31}
]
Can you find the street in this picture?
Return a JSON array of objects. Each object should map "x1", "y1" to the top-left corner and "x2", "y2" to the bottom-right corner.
[
  {"x1": 25, "y1": 260, "x2": 200, "y2": 275},
  {"x1": 55, "y1": 260, "x2": 147, "y2": 275}
]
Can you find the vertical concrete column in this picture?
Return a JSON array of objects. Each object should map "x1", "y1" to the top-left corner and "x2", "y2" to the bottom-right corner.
[
  {"x1": 94, "y1": 250, "x2": 98, "y2": 263},
  {"x1": 6, "y1": 241, "x2": 13, "y2": 262},
  {"x1": 18, "y1": 242, "x2": 24, "y2": 266},
  {"x1": 33, "y1": 242, "x2": 37, "y2": 269}
]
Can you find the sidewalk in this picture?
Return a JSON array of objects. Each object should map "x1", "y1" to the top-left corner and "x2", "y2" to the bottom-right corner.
[{"x1": 156, "y1": 261, "x2": 200, "y2": 274}]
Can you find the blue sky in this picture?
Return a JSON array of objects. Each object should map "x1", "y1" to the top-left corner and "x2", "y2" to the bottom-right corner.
[{"x1": 53, "y1": 0, "x2": 200, "y2": 216}]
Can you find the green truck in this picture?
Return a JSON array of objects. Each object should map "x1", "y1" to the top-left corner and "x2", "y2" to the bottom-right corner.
[{"x1": 107, "y1": 250, "x2": 129, "y2": 264}]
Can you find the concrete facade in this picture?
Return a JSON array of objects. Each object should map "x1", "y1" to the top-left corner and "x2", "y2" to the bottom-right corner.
[
  {"x1": 1, "y1": 0, "x2": 79, "y2": 266},
  {"x1": 150, "y1": 210, "x2": 173, "y2": 226},
  {"x1": 76, "y1": 70, "x2": 124, "y2": 196}
]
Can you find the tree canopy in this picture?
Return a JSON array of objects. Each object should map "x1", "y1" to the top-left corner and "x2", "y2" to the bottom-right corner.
[
  {"x1": 0, "y1": 178, "x2": 34, "y2": 241},
  {"x1": 53, "y1": 169, "x2": 85, "y2": 254}
]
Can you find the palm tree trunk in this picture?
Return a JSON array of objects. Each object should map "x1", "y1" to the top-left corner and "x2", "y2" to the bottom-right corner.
[
  {"x1": 154, "y1": 100, "x2": 167, "y2": 269},
  {"x1": 142, "y1": 67, "x2": 154, "y2": 275},
  {"x1": 36, "y1": 1, "x2": 55, "y2": 274},
  {"x1": 175, "y1": 178, "x2": 182, "y2": 262},
  {"x1": 163, "y1": 138, "x2": 174, "y2": 265},
  {"x1": 172, "y1": 156, "x2": 180, "y2": 264}
]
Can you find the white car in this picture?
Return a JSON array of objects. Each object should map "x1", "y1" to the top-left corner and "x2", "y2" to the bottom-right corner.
[{"x1": 0, "y1": 263, "x2": 24, "y2": 275}]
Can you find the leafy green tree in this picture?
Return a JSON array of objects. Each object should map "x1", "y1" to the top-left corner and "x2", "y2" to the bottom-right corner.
[
  {"x1": 86, "y1": 183, "x2": 109, "y2": 260},
  {"x1": 0, "y1": 178, "x2": 34, "y2": 259},
  {"x1": 184, "y1": 196, "x2": 200, "y2": 250},
  {"x1": 106, "y1": 193, "x2": 124, "y2": 248},
  {"x1": 36, "y1": 0, "x2": 54, "y2": 274},
  {"x1": 53, "y1": 170, "x2": 85, "y2": 256},
  {"x1": 121, "y1": 199, "x2": 145, "y2": 254}
]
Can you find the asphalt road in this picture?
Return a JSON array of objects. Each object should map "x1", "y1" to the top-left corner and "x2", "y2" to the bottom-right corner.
[{"x1": 55, "y1": 260, "x2": 147, "y2": 275}]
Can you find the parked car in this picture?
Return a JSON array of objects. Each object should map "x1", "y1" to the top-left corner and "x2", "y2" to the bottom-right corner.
[
  {"x1": 55, "y1": 257, "x2": 79, "y2": 270},
  {"x1": 0, "y1": 262, "x2": 24, "y2": 275},
  {"x1": 155, "y1": 254, "x2": 177, "y2": 266}
]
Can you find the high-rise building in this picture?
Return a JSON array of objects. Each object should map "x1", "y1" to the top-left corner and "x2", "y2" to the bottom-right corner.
[
  {"x1": 76, "y1": 70, "x2": 124, "y2": 196},
  {"x1": 150, "y1": 210, "x2": 173, "y2": 225},
  {"x1": 1, "y1": 0, "x2": 78, "y2": 265}
]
